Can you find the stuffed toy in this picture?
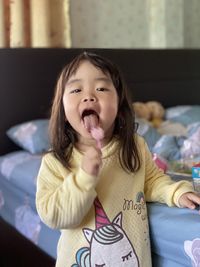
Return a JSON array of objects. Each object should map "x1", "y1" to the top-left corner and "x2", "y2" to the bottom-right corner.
[
  {"x1": 133, "y1": 101, "x2": 165, "y2": 128},
  {"x1": 146, "y1": 101, "x2": 165, "y2": 128},
  {"x1": 132, "y1": 102, "x2": 150, "y2": 121}
]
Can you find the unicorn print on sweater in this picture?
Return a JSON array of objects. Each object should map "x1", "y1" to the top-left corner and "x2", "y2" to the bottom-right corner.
[{"x1": 72, "y1": 198, "x2": 139, "y2": 267}]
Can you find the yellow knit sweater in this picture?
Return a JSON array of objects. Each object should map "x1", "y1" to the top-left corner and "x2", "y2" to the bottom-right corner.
[{"x1": 36, "y1": 136, "x2": 193, "y2": 267}]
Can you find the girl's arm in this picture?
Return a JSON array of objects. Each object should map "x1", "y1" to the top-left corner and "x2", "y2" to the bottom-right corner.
[{"x1": 36, "y1": 153, "x2": 98, "y2": 229}]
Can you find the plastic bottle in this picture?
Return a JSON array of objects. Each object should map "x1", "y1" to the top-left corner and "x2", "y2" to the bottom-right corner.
[{"x1": 192, "y1": 163, "x2": 200, "y2": 194}]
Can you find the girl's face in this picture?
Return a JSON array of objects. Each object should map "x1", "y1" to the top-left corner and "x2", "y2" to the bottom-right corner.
[{"x1": 62, "y1": 60, "x2": 118, "y2": 146}]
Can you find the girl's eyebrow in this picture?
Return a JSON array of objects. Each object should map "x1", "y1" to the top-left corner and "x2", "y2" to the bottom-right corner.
[
  {"x1": 66, "y1": 77, "x2": 111, "y2": 86},
  {"x1": 95, "y1": 77, "x2": 112, "y2": 83},
  {"x1": 66, "y1": 78, "x2": 81, "y2": 86}
]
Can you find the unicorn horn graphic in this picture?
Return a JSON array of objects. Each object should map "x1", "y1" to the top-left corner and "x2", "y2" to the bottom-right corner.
[{"x1": 94, "y1": 197, "x2": 110, "y2": 229}]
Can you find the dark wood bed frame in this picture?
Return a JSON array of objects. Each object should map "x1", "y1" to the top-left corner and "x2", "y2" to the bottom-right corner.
[{"x1": 1, "y1": 48, "x2": 200, "y2": 156}]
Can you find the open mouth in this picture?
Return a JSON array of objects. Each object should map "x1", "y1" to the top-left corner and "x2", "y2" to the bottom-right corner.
[{"x1": 82, "y1": 109, "x2": 99, "y2": 131}]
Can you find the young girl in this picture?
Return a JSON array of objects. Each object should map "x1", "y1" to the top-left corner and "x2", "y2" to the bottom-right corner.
[{"x1": 36, "y1": 51, "x2": 200, "y2": 267}]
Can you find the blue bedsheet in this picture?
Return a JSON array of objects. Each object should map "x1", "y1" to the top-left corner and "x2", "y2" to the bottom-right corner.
[
  {"x1": 0, "y1": 152, "x2": 60, "y2": 258},
  {"x1": 148, "y1": 202, "x2": 200, "y2": 267}
]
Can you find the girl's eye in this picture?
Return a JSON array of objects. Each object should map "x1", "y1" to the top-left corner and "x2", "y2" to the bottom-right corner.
[
  {"x1": 96, "y1": 88, "x2": 108, "y2": 92},
  {"x1": 70, "y1": 89, "x2": 81, "y2": 94}
]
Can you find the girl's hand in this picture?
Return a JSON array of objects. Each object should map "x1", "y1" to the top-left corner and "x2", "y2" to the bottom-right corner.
[
  {"x1": 81, "y1": 146, "x2": 102, "y2": 176},
  {"x1": 178, "y1": 192, "x2": 200, "y2": 210}
]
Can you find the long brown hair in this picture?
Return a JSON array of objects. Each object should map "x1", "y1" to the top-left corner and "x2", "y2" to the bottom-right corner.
[{"x1": 49, "y1": 51, "x2": 141, "y2": 172}]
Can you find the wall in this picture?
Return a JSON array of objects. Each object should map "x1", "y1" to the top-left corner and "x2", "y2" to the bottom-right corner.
[{"x1": 70, "y1": 0, "x2": 200, "y2": 48}]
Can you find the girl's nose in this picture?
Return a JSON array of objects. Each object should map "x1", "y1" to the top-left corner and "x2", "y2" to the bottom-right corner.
[{"x1": 82, "y1": 97, "x2": 96, "y2": 102}]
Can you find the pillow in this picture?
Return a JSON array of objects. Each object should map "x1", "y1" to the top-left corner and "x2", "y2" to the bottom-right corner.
[
  {"x1": 0, "y1": 151, "x2": 42, "y2": 197},
  {"x1": 165, "y1": 105, "x2": 200, "y2": 126},
  {"x1": 136, "y1": 119, "x2": 161, "y2": 151},
  {"x1": 187, "y1": 122, "x2": 200, "y2": 136},
  {"x1": 152, "y1": 135, "x2": 183, "y2": 161},
  {"x1": 7, "y1": 119, "x2": 50, "y2": 154}
]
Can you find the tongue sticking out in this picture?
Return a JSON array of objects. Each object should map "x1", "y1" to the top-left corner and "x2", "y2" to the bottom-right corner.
[
  {"x1": 90, "y1": 127, "x2": 104, "y2": 149},
  {"x1": 83, "y1": 114, "x2": 104, "y2": 149}
]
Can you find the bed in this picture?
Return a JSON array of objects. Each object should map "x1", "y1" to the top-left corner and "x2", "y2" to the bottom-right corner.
[{"x1": 0, "y1": 48, "x2": 200, "y2": 266}]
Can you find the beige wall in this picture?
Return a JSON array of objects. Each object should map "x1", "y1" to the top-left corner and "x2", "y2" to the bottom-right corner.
[{"x1": 70, "y1": 0, "x2": 200, "y2": 48}]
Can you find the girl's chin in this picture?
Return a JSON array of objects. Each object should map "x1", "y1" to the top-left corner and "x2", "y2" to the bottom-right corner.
[{"x1": 77, "y1": 131, "x2": 93, "y2": 141}]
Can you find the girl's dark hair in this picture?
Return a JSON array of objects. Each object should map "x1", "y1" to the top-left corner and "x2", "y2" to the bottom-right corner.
[{"x1": 49, "y1": 51, "x2": 141, "y2": 172}]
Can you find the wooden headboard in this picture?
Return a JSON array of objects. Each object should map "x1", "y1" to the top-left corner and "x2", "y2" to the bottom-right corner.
[{"x1": 1, "y1": 48, "x2": 200, "y2": 155}]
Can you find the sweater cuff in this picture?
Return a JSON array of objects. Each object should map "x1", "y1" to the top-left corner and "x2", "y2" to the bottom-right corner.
[
  {"x1": 75, "y1": 168, "x2": 98, "y2": 191},
  {"x1": 173, "y1": 181, "x2": 194, "y2": 207}
]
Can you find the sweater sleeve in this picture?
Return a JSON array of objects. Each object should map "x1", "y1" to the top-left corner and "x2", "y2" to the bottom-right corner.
[
  {"x1": 142, "y1": 139, "x2": 194, "y2": 206},
  {"x1": 36, "y1": 153, "x2": 97, "y2": 229}
]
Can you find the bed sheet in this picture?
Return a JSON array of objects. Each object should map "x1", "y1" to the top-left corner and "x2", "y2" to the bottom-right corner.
[
  {"x1": 148, "y1": 202, "x2": 200, "y2": 267},
  {"x1": 0, "y1": 150, "x2": 42, "y2": 198},
  {"x1": 0, "y1": 158, "x2": 60, "y2": 258}
]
